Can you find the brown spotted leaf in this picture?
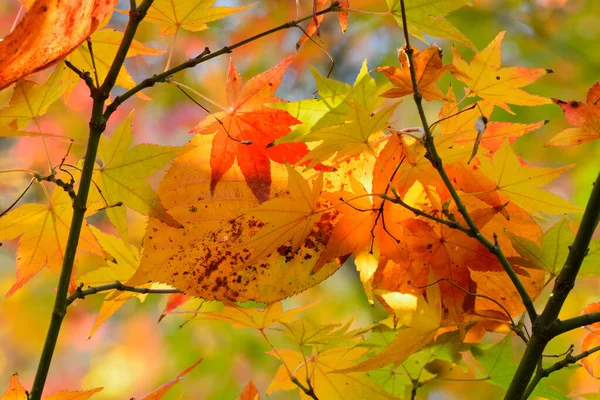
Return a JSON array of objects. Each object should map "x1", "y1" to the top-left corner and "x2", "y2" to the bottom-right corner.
[{"x1": 127, "y1": 134, "x2": 343, "y2": 302}]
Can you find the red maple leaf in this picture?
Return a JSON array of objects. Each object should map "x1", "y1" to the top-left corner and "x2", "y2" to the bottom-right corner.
[{"x1": 190, "y1": 56, "x2": 308, "y2": 201}]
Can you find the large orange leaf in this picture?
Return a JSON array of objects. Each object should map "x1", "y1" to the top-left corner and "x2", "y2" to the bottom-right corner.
[
  {"x1": 190, "y1": 56, "x2": 308, "y2": 202},
  {"x1": 451, "y1": 31, "x2": 552, "y2": 113},
  {"x1": 0, "y1": 0, "x2": 117, "y2": 90},
  {"x1": 313, "y1": 177, "x2": 409, "y2": 299},
  {"x1": 376, "y1": 46, "x2": 453, "y2": 101},
  {"x1": 127, "y1": 134, "x2": 343, "y2": 302},
  {"x1": 546, "y1": 81, "x2": 600, "y2": 146}
]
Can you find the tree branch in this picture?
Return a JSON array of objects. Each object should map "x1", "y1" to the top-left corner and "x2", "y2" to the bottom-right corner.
[
  {"x1": 506, "y1": 170, "x2": 600, "y2": 399},
  {"x1": 103, "y1": 2, "x2": 342, "y2": 118},
  {"x1": 396, "y1": 0, "x2": 537, "y2": 323},
  {"x1": 64, "y1": 59, "x2": 96, "y2": 93},
  {"x1": 29, "y1": 2, "x2": 155, "y2": 398},
  {"x1": 553, "y1": 312, "x2": 600, "y2": 336},
  {"x1": 67, "y1": 281, "x2": 181, "y2": 306},
  {"x1": 522, "y1": 344, "x2": 600, "y2": 399}
]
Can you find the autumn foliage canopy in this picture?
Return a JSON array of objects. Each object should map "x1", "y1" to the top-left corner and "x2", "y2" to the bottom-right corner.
[{"x1": 0, "y1": 0, "x2": 599, "y2": 399}]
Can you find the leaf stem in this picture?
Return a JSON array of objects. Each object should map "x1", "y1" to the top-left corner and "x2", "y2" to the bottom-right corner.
[
  {"x1": 397, "y1": 0, "x2": 537, "y2": 324},
  {"x1": 66, "y1": 281, "x2": 181, "y2": 306},
  {"x1": 29, "y1": 1, "x2": 155, "y2": 398}
]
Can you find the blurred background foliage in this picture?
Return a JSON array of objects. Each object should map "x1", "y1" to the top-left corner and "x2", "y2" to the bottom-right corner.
[{"x1": 0, "y1": 0, "x2": 599, "y2": 398}]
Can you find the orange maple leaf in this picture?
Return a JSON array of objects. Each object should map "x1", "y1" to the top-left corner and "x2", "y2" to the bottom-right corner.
[
  {"x1": 190, "y1": 56, "x2": 309, "y2": 202},
  {"x1": 376, "y1": 46, "x2": 453, "y2": 101},
  {"x1": 451, "y1": 31, "x2": 552, "y2": 113},
  {"x1": 546, "y1": 81, "x2": 600, "y2": 146},
  {"x1": 0, "y1": 0, "x2": 117, "y2": 90},
  {"x1": 297, "y1": 0, "x2": 349, "y2": 48}
]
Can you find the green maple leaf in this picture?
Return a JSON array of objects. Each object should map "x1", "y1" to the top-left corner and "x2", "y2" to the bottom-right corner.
[
  {"x1": 272, "y1": 60, "x2": 383, "y2": 144},
  {"x1": 386, "y1": 0, "x2": 475, "y2": 49},
  {"x1": 297, "y1": 101, "x2": 399, "y2": 169},
  {"x1": 94, "y1": 111, "x2": 187, "y2": 239}
]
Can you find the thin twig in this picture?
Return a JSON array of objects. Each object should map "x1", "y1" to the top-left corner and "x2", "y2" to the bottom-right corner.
[
  {"x1": 522, "y1": 344, "x2": 600, "y2": 399},
  {"x1": 64, "y1": 60, "x2": 96, "y2": 93},
  {"x1": 103, "y1": 3, "x2": 342, "y2": 118},
  {"x1": 67, "y1": 281, "x2": 181, "y2": 306},
  {"x1": 86, "y1": 37, "x2": 100, "y2": 88}
]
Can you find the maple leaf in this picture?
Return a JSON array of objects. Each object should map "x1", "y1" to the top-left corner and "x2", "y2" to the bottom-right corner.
[
  {"x1": 373, "y1": 131, "x2": 470, "y2": 200},
  {"x1": 546, "y1": 81, "x2": 600, "y2": 146},
  {"x1": 376, "y1": 46, "x2": 453, "y2": 101},
  {"x1": 452, "y1": 31, "x2": 552, "y2": 113},
  {"x1": 386, "y1": 0, "x2": 475, "y2": 49},
  {"x1": 67, "y1": 29, "x2": 164, "y2": 94},
  {"x1": 297, "y1": 101, "x2": 399, "y2": 169},
  {"x1": 237, "y1": 381, "x2": 260, "y2": 400},
  {"x1": 439, "y1": 87, "x2": 548, "y2": 153},
  {"x1": 140, "y1": 0, "x2": 253, "y2": 36},
  {"x1": 273, "y1": 318, "x2": 357, "y2": 351},
  {"x1": 580, "y1": 303, "x2": 600, "y2": 378},
  {"x1": 0, "y1": 374, "x2": 103, "y2": 400},
  {"x1": 334, "y1": 282, "x2": 442, "y2": 372},
  {"x1": 128, "y1": 135, "x2": 343, "y2": 303},
  {"x1": 239, "y1": 164, "x2": 323, "y2": 267},
  {"x1": 136, "y1": 359, "x2": 202, "y2": 400},
  {"x1": 296, "y1": 0, "x2": 350, "y2": 48},
  {"x1": 272, "y1": 60, "x2": 380, "y2": 144},
  {"x1": 312, "y1": 177, "x2": 409, "y2": 300},
  {"x1": 0, "y1": 188, "x2": 105, "y2": 296},
  {"x1": 506, "y1": 216, "x2": 573, "y2": 277},
  {"x1": 76, "y1": 226, "x2": 145, "y2": 337},
  {"x1": 0, "y1": 0, "x2": 117, "y2": 90},
  {"x1": 190, "y1": 56, "x2": 309, "y2": 202},
  {"x1": 476, "y1": 140, "x2": 580, "y2": 217},
  {"x1": 267, "y1": 347, "x2": 395, "y2": 400},
  {"x1": 94, "y1": 111, "x2": 185, "y2": 239},
  {"x1": 0, "y1": 63, "x2": 67, "y2": 130},
  {"x1": 198, "y1": 301, "x2": 313, "y2": 330}
]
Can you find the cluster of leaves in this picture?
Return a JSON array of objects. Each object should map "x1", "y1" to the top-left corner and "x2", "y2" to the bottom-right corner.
[{"x1": 1, "y1": 0, "x2": 600, "y2": 399}]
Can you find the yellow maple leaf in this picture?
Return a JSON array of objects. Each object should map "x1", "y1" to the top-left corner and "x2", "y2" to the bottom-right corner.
[
  {"x1": 477, "y1": 140, "x2": 581, "y2": 217},
  {"x1": 198, "y1": 301, "x2": 314, "y2": 330},
  {"x1": 143, "y1": 0, "x2": 254, "y2": 35},
  {"x1": 451, "y1": 31, "x2": 552, "y2": 113},
  {"x1": 298, "y1": 102, "x2": 399, "y2": 169},
  {"x1": 77, "y1": 226, "x2": 145, "y2": 337},
  {"x1": 0, "y1": 373, "x2": 102, "y2": 400},
  {"x1": 67, "y1": 29, "x2": 164, "y2": 94},
  {"x1": 267, "y1": 347, "x2": 395, "y2": 400},
  {"x1": 0, "y1": 63, "x2": 67, "y2": 130},
  {"x1": 94, "y1": 111, "x2": 185, "y2": 239},
  {"x1": 338, "y1": 272, "x2": 442, "y2": 372},
  {"x1": 127, "y1": 134, "x2": 342, "y2": 303},
  {"x1": 238, "y1": 164, "x2": 323, "y2": 268},
  {"x1": 0, "y1": 188, "x2": 105, "y2": 296}
]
